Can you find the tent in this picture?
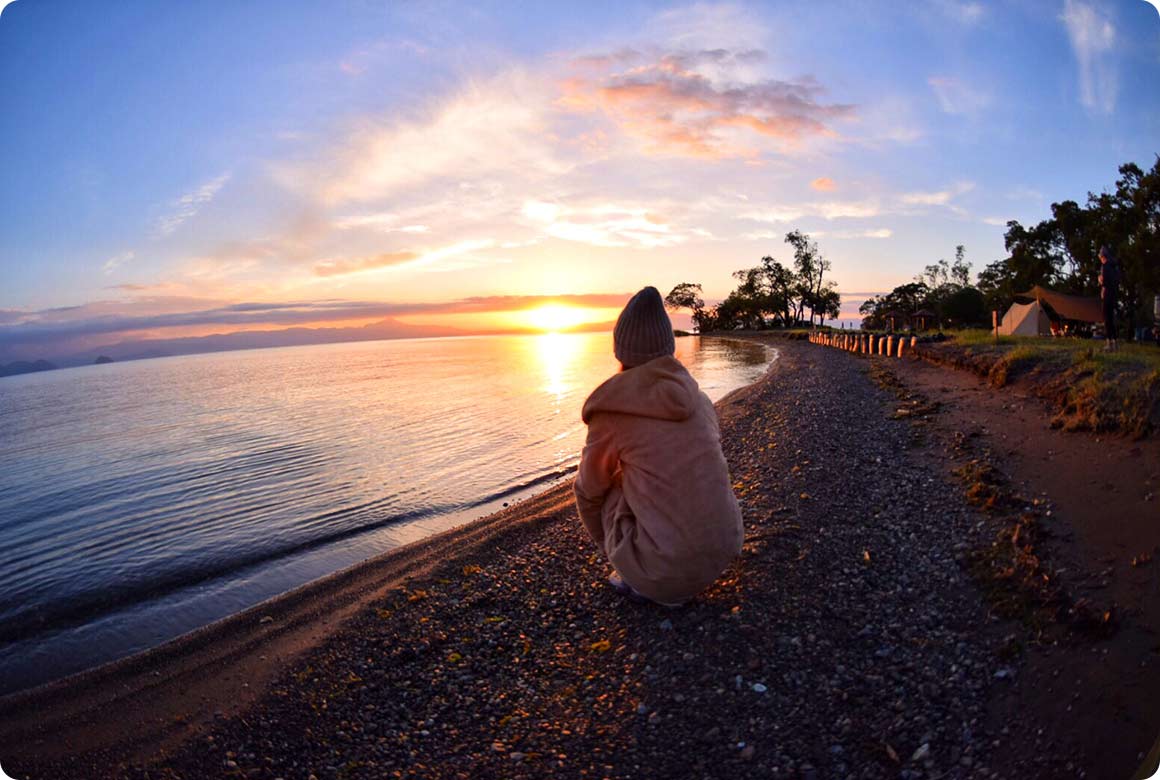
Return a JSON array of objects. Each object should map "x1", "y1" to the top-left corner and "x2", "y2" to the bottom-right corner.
[
  {"x1": 997, "y1": 300, "x2": 1052, "y2": 336},
  {"x1": 1014, "y1": 286, "x2": 1102, "y2": 324}
]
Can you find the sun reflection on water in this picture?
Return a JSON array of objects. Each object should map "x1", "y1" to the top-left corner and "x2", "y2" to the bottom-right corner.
[{"x1": 535, "y1": 331, "x2": 585, "y2": 401}]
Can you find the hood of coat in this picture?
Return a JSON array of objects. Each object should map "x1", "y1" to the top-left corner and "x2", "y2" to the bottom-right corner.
[{"x1": 581, "y1": 355, "x2": 698, "y2": 424}]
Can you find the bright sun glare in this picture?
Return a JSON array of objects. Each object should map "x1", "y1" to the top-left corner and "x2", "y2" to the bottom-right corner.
[{"x1": 525, "y1": 304, "x2": 590, "y2": 333}]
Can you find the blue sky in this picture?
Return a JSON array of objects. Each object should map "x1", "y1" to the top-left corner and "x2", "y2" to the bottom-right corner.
[{"x1": 1, "y1": 0, "x2": 1158, "y2": 357}]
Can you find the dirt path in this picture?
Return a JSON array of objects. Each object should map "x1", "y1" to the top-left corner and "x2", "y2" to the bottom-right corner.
[
  {"x1": 889, "y1": 353, "x2": 1160, "y2": 780},
  {"x1": 3, "y1": 339, "x2": 1152, "y2": 779}
]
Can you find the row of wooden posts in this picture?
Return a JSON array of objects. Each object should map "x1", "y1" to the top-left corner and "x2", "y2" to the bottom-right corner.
[{"x1": 808, "y1": 330, "x2": 918, "y2": 358}]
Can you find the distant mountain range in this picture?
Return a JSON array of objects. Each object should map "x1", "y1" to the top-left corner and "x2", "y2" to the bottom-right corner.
[
  {"x1": 0, "y1": 359, "x2": 58, "y2": 378},
  {"x1": 0, "y1": 316, "x2": 614, "y2": 380}
]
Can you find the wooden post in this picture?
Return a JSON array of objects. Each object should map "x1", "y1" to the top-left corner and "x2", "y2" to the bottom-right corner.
[
  {"x1": 897, "y1": 338, "x2": 905, "y2": 358},
  {"x1": 885, "y1": 335, "x2": 894, "y2": 356}
]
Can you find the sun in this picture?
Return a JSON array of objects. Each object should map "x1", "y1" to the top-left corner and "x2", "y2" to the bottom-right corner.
[{"x1": 524, "y1": 304, "x2": 590, "y2": 333}]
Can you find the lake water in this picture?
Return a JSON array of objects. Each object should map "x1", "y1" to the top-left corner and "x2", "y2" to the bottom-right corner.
[{"x1": 0, "y1": 333, "x2": 772, "y2": 694}]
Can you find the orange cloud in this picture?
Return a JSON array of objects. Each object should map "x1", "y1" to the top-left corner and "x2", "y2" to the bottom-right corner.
[
  {"x1": 811, "y1": 177, "x2": 837, "y2": 192},
  {"x1": 313, "y1": 251, "x2": 418, "y2": 277},
  {"x1": 558, "y1": 50, "x2": 855, "y2": 159}
]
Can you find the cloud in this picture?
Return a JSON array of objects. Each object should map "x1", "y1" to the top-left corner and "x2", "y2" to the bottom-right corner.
[
  {"x1": 312, "y1": 239, "x2": 495, "y2": 277},
  {"x1": 559, "y1": 50, "x2": 856, "y2": 159},
  {"x1": 937, "y1": 1, "x2": 987, "y2": 25},
  {"x1": 650, "y1": 3, "x2": 769, "y2": 52},
  {"x1": 1006, "y1": 186, "x2": 1043, "y2": 200},
  {"x1": 811, "y1": 228, "x2": 893, "y2": 239},
  {"x1": 277, "y1": 72, "x2": 568, "y2": 206},
  {"x1": 312, "y1": 251, "x2": 419, "y2": 277},
  {"x1": 521, "y1": 200, "x2": 707, "y2": 248},
  {"x1": 810, "y1": 177, "x2": 837, "y2": 192},
  {"x1": 981, "y1": 216, "x2": 1009, "y2": 226},
  {"x1": 738, "y1": 179, "x2": 974, "y2": 231},
  {"x1": 155, "y1": 173, "x2": 231, "y2": 237},
  {"x1": 1060, "y1": 0, "x2": 1117, "y2": 114},
  {"x1": 332, "y1": 213, "x2": 430, "y2": 233},
  {"x1": 900, "y1": 181, "x2": 974, "y2": 206},
  {"x1": 927, "y1": 76, "x2": 991, "y2": 116},
  {"x1": 741, "y1": 199, "x2": 883, "y2": 223},
  {"x1": 102, "y1": 251, "x2": 135, "y2": 275}
]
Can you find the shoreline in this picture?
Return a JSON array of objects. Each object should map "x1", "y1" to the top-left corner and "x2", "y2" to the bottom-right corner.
[
  {"x1": 0, "y1": 332, "x2": 772, "y2": 697},
  {"x1": 0, "y1": 339, "x2": 779, "y2": 771},
  {"x1": 0, "y1": 481, "x2": 580, "y2": 765}
]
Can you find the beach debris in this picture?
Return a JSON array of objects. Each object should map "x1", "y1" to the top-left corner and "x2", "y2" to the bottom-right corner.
[
  {"x1": 993, "y1": 667, "x2": 1014, "y2": 680},
  {"x1": 911, "y1": 743, "x2": 931, "y2": 762},
  {"x1": 751, "y1": 683, "x2": 768, "y2": 694},
  {"x1": 510, "y1": 751, "x2": 526, "y2": 761},
  {"x1": 589, "y1": 639, "x2": 612, "y2": 653},
  {"x1": 659, "y1": 618, "x2": 673, "y2": 631},
  {"x1": 799, "y1": 492, "x2": 810, "y2": 500},
  {"x1": 259, "y1": 615, "x2": 274, "y2": 624},
  {"x1": 462, "y1": 564, "x2": 482, "y2": 575},
  {"x1": 636, "y1": 703, "x2": 649, "y2": 715},
  {"x1": 886, "y1": 743, "x2": 900, "y2": 763},
  {"x1": 647, "y1": 711, "x2": 661, "y2": 725}
]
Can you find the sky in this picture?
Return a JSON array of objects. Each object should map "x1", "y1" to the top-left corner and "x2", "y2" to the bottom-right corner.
[{"x1": 1, "y1": 0, "x2": 1158, "y2": 360}]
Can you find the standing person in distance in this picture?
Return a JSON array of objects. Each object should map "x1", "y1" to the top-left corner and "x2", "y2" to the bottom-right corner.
[{"x1": 1099, "y1": 245, "x2": 1121, "y2": 352}]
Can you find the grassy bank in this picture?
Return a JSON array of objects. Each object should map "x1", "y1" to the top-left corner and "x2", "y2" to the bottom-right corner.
[{"x1": 916, "y1": 331, "x2": 1160, "y2": 437}]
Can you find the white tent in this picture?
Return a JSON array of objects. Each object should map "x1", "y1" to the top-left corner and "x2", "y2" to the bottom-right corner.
[{"x1": 996, "y1": 300, "x2": 1051, "y2": 336}]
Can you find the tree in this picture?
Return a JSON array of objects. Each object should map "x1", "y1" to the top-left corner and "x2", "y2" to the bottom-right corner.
[
  {"x1": 785, "y1": 230, "x2": 832, "y2": 325},
  {"x1": 951, "y1": 245, "x2": 971, "y2": 287},
  {"x1": 664, "y1": 283, "x2": 710, "y2": 332},
  {"x1": 980, "y1": 157, "x2": 1160, "y2": 338},
  {"x1": 859, "y1": 281, "x2": 930, "y2": 330},
  {"x1": 942, "y1": 286, "x2": 987, "y2": 327},
  {"x1": 678, "y1": 229, "x2": 843, "y2": 331}
]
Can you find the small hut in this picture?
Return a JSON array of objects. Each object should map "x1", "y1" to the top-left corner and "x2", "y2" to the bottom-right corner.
[
  {"x1": 884, "y1": 309, "x2": 906, "y2": 331},
  {"x1": 911, "y1": 309, "x2": 936, "y2": 331}
]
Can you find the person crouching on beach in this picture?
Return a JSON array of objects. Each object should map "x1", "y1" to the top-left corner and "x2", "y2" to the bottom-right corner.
[{"x1": 573, "y1": 286, "x2": 743, "y2": 607}]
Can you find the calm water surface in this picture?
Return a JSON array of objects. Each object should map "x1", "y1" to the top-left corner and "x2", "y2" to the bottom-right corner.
[{"x1": 0, "y1": 333, "x2": 771, "y2": 693}]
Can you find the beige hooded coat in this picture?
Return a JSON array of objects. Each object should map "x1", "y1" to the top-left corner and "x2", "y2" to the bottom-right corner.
[{"x1": 573, "y1": 355, "x2": 743, "y2": 605}]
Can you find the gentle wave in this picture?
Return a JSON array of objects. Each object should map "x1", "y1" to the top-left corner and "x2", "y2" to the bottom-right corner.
[{"x1": 0, "y1": 333, "x2": 771, "y2": 692}]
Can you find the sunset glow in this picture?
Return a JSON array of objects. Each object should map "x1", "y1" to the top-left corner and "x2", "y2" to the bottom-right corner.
[
  {"x1": 1, "y1": 2, "x2": 1158, "y2": 364},
  {"x1": 524, "y1": 305, "x2": 596, "y2": 333}
]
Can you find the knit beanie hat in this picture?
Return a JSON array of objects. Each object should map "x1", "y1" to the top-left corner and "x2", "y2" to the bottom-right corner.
[{"x1": 613, "y1": 286, "x2": 676, "y2": 368}]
